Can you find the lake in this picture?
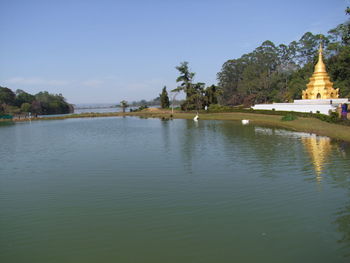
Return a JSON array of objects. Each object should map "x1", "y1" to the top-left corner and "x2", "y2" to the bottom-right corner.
[{"x1": 1, "y1": 117, "x2": 350, "y2": 262}]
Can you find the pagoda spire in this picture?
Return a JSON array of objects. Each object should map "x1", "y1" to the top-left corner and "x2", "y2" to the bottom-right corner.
[
  {"x1": 302, "y1": 42, "x2": 339, "y2": 100},
  {"x1": 314, "y1": 43, "x2": 326, "y2": 73}
]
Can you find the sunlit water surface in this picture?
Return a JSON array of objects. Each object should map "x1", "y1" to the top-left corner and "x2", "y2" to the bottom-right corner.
[{"x1": 1, "y1": 117, "x2": 350, "y2": 262}]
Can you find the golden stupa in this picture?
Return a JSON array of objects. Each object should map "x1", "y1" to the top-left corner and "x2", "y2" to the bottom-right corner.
[{"x1": 302, "y1": 44, "x2": 339, "y2": 99}]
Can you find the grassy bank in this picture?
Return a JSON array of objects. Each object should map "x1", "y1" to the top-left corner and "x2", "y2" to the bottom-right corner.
[{"x1": 8, "y1": 109, "x2": 350, "y2": 142}]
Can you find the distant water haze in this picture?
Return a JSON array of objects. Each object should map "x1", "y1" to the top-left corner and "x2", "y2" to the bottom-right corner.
[
  {"x1": 74, "y1": 103, "x2": 118, "y2": 109},
  {"x1": 73, "y1": 103, "x2": 121, "y2": 114},
  {"x1": 72, "y1": 103, "x2": 160, "y2": 114}
]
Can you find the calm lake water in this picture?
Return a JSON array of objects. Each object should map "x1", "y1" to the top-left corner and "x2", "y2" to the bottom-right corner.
[{"x1": 1, "y1": 117, "x2": 350, "y2": 262}]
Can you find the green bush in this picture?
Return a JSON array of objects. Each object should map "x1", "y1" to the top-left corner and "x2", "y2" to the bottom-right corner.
[
  {"x1": 313, "y1": 112, "x2": 338, "y2": 123},
  {"x1": 281, "y1": 114, "x2": 298, "y2": 121}
]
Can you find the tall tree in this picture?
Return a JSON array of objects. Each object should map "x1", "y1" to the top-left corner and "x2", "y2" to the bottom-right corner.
[
  {"x1": 296, "y1": 32, "x2": 325, "y2": 65},
  {"x1": 173, "y1": 62, "x2": 196, "y2": 110},
  {"x1": 174, "y1": 62, "x2": 195, "y2": 95},
  {"x1": 325, "y1": 8, "x2": 350, "y2": 97},
  {"x1": 159, "y1": 86, "x2": 170, "y2": 108},
  {"x1": 217, "y1": 58, "x2": 247, "y2": 105},
  {"x1": 191, "y1": 82, "x2": 205, "y2": 111}
]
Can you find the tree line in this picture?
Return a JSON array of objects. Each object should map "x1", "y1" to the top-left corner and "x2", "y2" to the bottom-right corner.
[
  {"x1": 0, "y1": 87, "x2": 73, "y2": 115},
  {"x1": 217, "y1": 8, "x2": 350, "y2": 106}
]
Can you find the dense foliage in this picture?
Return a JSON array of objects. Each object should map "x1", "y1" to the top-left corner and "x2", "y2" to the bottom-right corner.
[
  {"x1": 0, "y1": 87, "x2": 72, "y2": 115},
  {"x1": 217, "y1": 9, "x2": 350, "y2": 106}
]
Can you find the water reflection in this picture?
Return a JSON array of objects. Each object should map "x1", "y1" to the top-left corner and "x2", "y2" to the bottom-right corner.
[
  {"x1": 180, "y1": 121, "x2": 350, "y2": 256},
  {"x1": 301, "y1": 135, "x2": 331, "y2": 181},
  {"x1": 174, "y1": 121, "x2": 348, "y2": 185},
  {"x1": 0, "y1": 121, "x2": 14, "y2": 127},
  {"x1": 254, "y1": 127, "x2": 332, "y2": 181},
  {"x1": 253, "y1": 126, "x2": 350, "y2": 255},
  {"x1": 160, "y1": 119, "x2": 171, "y2": 154},
  {"x1": 181, "y1": 120, "x2": 201, "y2": 174}
]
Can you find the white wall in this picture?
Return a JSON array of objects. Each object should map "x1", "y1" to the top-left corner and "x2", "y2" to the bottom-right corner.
[{"x1": 252, "y1": 103, "x2": 336, "y2": 115}]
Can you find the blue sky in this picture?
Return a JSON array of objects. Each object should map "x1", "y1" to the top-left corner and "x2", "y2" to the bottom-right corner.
[{"x1": 0, "y1": 0, "x2": 349, "y2": 104}]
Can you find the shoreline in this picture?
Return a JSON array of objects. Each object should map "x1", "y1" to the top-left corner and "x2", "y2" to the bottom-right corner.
[{"x1": 4, "y1": 110, "x2": 350, "y2": 142}]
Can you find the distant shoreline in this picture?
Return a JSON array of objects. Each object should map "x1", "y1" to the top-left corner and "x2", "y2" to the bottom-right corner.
[{"x1": 4, "y1": 110, "x2": 350, "y2": 143}]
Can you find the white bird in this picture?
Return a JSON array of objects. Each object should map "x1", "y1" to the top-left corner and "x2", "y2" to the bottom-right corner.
[
  {"x1": 242, "y1": 119, "x2": 249, "y2": 125},
  {"x1": 193, "y1": 114, "x2": 199, "y2": 121}
]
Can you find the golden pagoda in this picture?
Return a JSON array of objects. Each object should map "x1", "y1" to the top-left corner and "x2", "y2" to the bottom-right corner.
[{"x1": 302, "y1": 44, "x2": 339, "y2": 99}]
